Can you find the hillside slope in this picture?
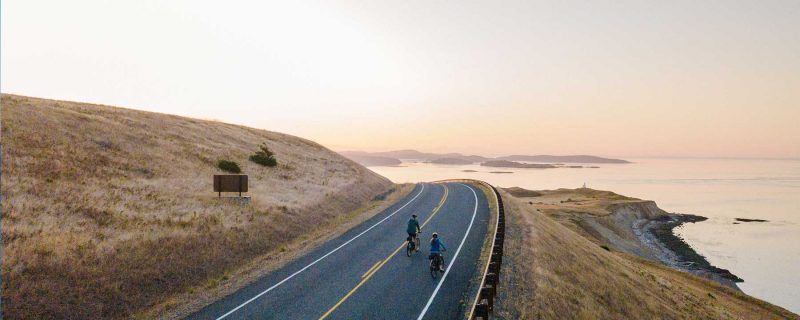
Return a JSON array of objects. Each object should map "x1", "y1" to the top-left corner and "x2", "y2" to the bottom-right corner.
[
  {"x1": 495, "y1": 188, "x2": 797, "y2": 319},
  {"x1": 0, "y1": 94, "x2": 393, "y2": 319}
]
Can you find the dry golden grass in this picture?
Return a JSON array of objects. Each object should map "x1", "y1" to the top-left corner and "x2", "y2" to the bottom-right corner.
[
  {"x1": 0, "y1": 94, "x2": 392, "y2": 319},
  {"x1": 494, "y1": 188, "x2": 798, "y2": 320}
]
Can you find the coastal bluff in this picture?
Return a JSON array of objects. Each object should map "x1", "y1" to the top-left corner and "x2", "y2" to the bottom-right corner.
[{"x1": 493, "y1": 187, "x2": 798, "y2": 320}]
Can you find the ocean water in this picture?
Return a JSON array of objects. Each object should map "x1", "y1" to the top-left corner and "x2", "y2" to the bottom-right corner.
[{"x1": 368, "y1": 158, "x2": 800, "y2": 314}]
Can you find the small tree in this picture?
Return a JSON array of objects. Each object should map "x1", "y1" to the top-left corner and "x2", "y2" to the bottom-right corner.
[
  {"x1": 249, "y1": 143, "x2": 277, "y2": 167},
  {"x1": 217, "y1": 160, "x2": 242, "y2": 173}
]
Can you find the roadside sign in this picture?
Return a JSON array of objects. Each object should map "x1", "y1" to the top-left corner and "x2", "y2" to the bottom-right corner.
[{"x1": 213, "y1": 174, "x2": 248, "y2": 197}]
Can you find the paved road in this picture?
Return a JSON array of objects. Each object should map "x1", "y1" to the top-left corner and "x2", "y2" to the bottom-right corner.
[{"x1": 188, "y1": 182, "x2": 490, "y2": 320}]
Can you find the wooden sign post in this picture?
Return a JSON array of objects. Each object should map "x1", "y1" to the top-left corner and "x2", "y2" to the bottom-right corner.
[{"x1": 213, "y1": 174, "x2": 248, "y2": 198}]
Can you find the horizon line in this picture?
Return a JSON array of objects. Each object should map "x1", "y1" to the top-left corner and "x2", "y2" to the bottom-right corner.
[{"x1": 336, "y1": 149, "x2": 800, "y2": 161}]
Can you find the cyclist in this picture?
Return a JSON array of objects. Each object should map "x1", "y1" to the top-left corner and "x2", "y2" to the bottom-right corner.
[
  {"x1": 407, "y1": 214, "x2": 421, "y2": 252},
  {"x1": 429, "y1": 232, "x2": 447, "y2": 271}
]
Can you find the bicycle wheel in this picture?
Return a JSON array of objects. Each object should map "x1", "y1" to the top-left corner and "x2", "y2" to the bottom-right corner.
[
  {"x1": 430, "y1": 263, "x2": 437, "y2": 279},
  {"x1": 406, "y1": 241, "x2": 413, "y2": 257}
]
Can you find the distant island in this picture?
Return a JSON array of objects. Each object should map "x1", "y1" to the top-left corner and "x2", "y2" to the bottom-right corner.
[
  {"x1": 497, "y1": 155, "x2": 630, "y2": 164},
  {"x1": 339, "y1": 149, "x2": 629, "y2": 167},
  {"x1": 341, "y1": 150, "x2": 490, "y2": 162},
  {"x1": 427, "y1": 157, "x2": 473, "y2": 165},
  {"x1": 341, "y1": 154, "x2": 401, "y2": 166},
  {"x1": 481, "y1": 160, "x2": 557, "y2": 169}
]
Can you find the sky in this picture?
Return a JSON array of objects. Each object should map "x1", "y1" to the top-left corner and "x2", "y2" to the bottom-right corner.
[{"x1": 2, "y1": 0, "x2": 799, "y2": 158}]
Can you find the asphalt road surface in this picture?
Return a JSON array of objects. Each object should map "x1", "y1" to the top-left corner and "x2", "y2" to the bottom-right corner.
[{"x1": 188, "y1": 182, "x2": 490, "y2": 320}]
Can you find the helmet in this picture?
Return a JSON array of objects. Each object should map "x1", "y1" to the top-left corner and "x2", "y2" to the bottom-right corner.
[
  {"x1": 432, "y1": 232, "x2": 438, "y2": 238},
  {"x1": 412, "y1": 214, "x2": 417, "y2": 218}
]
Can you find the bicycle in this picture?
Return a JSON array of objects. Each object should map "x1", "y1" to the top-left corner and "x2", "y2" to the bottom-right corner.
[
  {"x1": 429, "y1": 252, "x2": 445, "y2": 278},
  {"x1": 406, "y1": 233, "x2": 420, "y2": 257}
]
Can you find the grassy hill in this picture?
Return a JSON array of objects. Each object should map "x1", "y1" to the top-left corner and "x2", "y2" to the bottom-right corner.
[
  {"x1": 495, "y1": 187, "x2": 798, "y2": 319},
  {"x1": 0, "y1": 94, "x2": 393, "y2": 319}
]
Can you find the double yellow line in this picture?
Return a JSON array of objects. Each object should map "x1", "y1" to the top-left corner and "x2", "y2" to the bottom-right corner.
[{"x1": 318, "y1": 184, "x2": 450, "y2": 320}]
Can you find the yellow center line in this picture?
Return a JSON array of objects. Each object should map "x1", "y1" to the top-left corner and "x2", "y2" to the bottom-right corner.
[
  {"x1": 420, "y1": 185, "x2": 448, "y2": 230},
  {"x1": 318, "y1": 184, "x2": 450, "y2": 320},
  {"x1": 361, "y1": 261, "x2": 381, "y2": 279}
]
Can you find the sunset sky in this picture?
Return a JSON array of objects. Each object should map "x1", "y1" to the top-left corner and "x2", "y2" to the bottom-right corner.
[{"x1": 3, "y1": 1, "x2": 799, "y2": 158}]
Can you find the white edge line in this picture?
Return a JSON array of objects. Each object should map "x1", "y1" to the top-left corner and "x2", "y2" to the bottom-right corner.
[
  {"x1": 416, "y1": 183, "x2": 479, "y2": 320},
  {"x1": 215, "y1": 183, "x2": 428, "y2": 320}
]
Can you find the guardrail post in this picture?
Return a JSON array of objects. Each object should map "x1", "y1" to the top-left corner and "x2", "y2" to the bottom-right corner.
[
  {"x1": 486, "y1": 273, "x2": 498, "y2": 287},
  {"x1": 491, "y1": 251, "x2": 502, "y2": 265},
  {"x1": 474, "y1": 302, "x2": 489, "y2": 319},
  {"x1": 490, "y1": 261, "x2": 501, "y2": 278},
  {"x1": 481, "y1": 286, "x2": 495, "y2": 311},
  {"x1": 488, "y1": 261, "x2": 498, "y2": 274}
]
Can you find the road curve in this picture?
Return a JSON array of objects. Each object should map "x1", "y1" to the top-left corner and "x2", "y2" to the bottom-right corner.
[{"x1": 187, "y1": 182, "x2": 490, "y2": 320}]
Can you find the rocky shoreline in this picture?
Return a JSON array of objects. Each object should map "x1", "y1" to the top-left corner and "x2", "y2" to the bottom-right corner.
[
  {"x1": 638, "y1": 213, "x2": 744, "y2": 289},
  {"x1": 513, "y1": 188, "x2": 748, "y2": 291}
]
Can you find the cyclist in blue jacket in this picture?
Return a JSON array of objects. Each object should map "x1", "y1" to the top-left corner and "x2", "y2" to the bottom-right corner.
[{"x1": 429, "y1": 232, "x2": 447, "y2": 271}]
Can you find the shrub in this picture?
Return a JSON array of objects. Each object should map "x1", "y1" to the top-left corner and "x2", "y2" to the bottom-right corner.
[
  {"x1": 217, "y1": 160, "x2": 241, "y2": 173},
  {"x1": 372, "y1": 188, "x2": 395, "y2": 201},
  {"x1": 249, "y1": 143, "x2": 277, "y2": 167}
]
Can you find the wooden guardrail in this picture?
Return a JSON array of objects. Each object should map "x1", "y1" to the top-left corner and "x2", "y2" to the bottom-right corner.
[
  {"x1": 430, "y1": 179, "x2": 505, "y2": 319},
  {"x1": 469, "y1": 182, "x2": 504, "y2": 320}
]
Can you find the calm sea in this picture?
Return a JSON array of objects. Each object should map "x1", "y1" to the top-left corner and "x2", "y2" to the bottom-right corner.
[{"x1": 369, "y1": 158, "x2": 800, "y2": 314}]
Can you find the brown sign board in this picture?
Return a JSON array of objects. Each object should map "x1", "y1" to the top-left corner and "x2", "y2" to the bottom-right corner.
[{"x1": 213, "y1": 174, "x2": 248, "y2": 193}]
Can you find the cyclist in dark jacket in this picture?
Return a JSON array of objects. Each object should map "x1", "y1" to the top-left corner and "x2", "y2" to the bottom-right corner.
[{"x1": 407, "y1": 214, "x2": 421, "y2": 251}]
